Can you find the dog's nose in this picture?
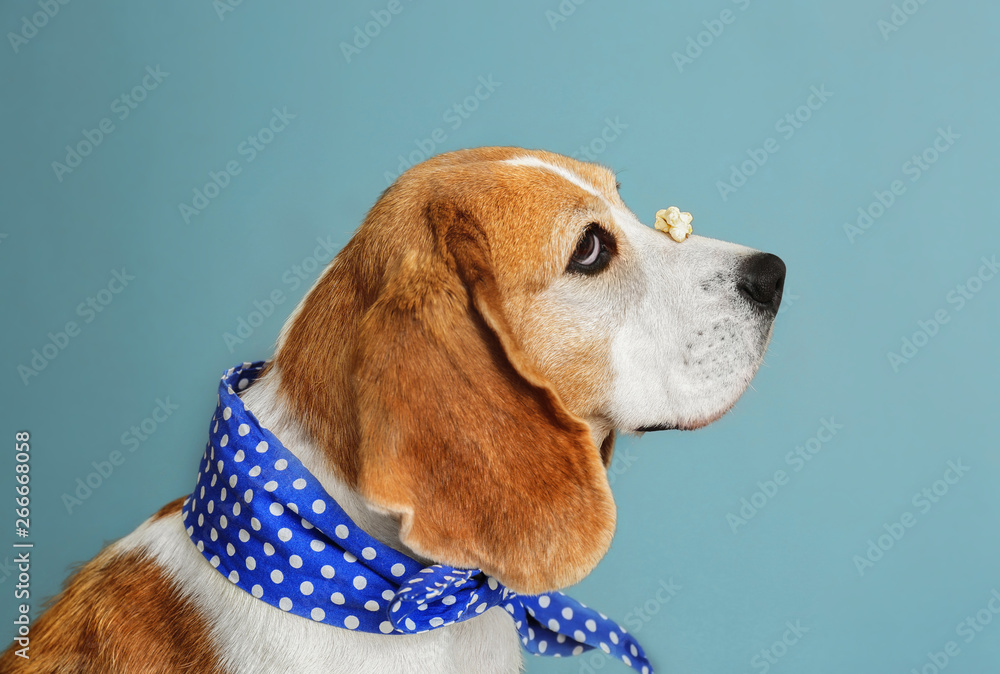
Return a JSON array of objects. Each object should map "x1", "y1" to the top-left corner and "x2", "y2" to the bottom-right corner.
[{"x1": 736, "y1": 253, "x2": 786, "y2": 313}]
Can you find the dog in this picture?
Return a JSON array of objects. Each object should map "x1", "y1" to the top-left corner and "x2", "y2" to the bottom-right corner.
[{"x1": 2, "y1": 147, "x2": 784, "y2": 673}]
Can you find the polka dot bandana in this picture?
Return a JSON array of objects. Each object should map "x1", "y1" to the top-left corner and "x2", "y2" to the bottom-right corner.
[{"x1": 184, "y1": 362, "x2": 653, "y2": 673}]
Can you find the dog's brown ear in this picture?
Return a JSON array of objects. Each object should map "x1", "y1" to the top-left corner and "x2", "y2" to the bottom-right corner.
[{"x1": 352, "y1": 201, "x2": 616, "y2": 595}]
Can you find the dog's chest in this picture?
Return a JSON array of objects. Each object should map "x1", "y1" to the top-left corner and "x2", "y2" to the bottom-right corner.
[{"x1": 140, "y1": 511, "x2": 524, "y2": 673}]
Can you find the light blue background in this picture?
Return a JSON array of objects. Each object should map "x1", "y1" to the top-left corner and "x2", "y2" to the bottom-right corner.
[{"x1": 2, "y1": 1, "x2": 999, "y2": 672}]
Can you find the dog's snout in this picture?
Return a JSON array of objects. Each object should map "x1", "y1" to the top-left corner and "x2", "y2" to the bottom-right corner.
[{"x1": 736, "y1": 253, "x2": 786, "y2": 313}]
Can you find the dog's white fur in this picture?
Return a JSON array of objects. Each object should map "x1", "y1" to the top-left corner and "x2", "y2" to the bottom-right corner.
[{"x1": 102, "y1": 157, "x2": 774, "y2": 673}]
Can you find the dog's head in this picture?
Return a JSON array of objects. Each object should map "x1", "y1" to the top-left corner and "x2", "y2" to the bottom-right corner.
[{"x1": 273, "y1": 147, "x2": 784, "y2": 594}]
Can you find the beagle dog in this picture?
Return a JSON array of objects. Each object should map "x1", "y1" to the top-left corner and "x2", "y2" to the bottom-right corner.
[{"x1": 2, "y1": 147, "x2": 784, "y2": 673}]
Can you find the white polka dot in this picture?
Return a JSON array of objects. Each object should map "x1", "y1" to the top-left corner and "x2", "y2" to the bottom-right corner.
[
  {"x1": 442, "y1": 595, "x2": 457, "y2": 606},
  {"x1": 289, "y1": 554, "x2": 302, "y2": 568},
  {"x1": 251, "y1": 517, "x2": 261, "y2": 531},
  {"x1": 344, "y1": 615, "x2": 359, "y2": 630},
  {"x1": 610, "y1": 632, "x2": 619, "y2": 644},
  {"x1": 365, "y1": 600, "x2": 380, "y2": 612},
  {"x1": 379, "y1": 621, "x2": 393, "y2": 634},
  {"x1": 271, "y1": 569, "x2": 283, "y2": 584},
  {"x1": 344, "y1": 552, "x2": 357, "y2": 563},
  {"x1": 310, "y1": 540, "x2": 325, "y2": 552},
  {"x1": 600, "y1": 642, "x2": 610, "y2": 653},
  {"x1": 264, "y1": 481, "x2": 278, "y2": 492},
  {"x1": 429, "y1": 617, "x2": 444, "y2": 627},
  {"x1": 219, "y1": 515, "x2": 228, "y2": 529},
  {"x1": 287, "y1": 503, "x2": 298, "y2": 514},
  {"x1": 228, "y1": 570, "x2": 239, "y2": 583},
  {"x1": 622, "y1": 655, "x2": 632, "y2": 666},
  {"x1": 572, "y1": 645, "x2": 584, "y2": 655},
  {"x1": 246, "y1": 556, "x2": 256, "y2": 570},
  {"x1": 321, "y1": 565, "x2": 335, "y2": 579},
  {"x1": 269, "y1": 503, "x2": 284, "y2": 516},
  {"x1": 301, "y1": 518, "x2": 313, "y2": 530},
  {"x1": 353, "y1": 576, "x2": 367, "y2": 590},
  {"x1": 226, "y1": 543, "x2": 235, "y2": 556},
  {"x1": 538, "y1": 640, "x2": 547, "y2": 653},
  {"x1": 278, "y1": 528, "x2": 292, "y2": 542},
  {"x1": 264, "y1": 542, "x2": 275, "y2": 556},
  {"x1": 382, "y1": 589, "x2": 395, "y2": 601},
  {"x1": 274, "y1": 459, "x2": 288, "y2": 471},
  {"x1": 197, "y1": 514, "x2": 204, "y2": 526},
  {"x1": 223, "y1": 407, "x2": 232, "y2": 420},
  {"x1": 238, "y1": 378, "x2": 249, "y2": 390},
  {"x1": 405, "y1": 618, "x2": 416, "y2": 631},
  {"x1": 562, "y1": 607, "x2": 574, "y2": 620},
  {"x1": 488, "y1": 577, "x2": 499, "y2": 590},
  {"x1": 311, "y1": 608, "x2": 326, "y2": 621},
  {"x1": 300, "y1": 581, "x2": 314, "y2": 595},
  {"x1": 210, "y1": 529, "x2": 218, "y2": 542},
  {"x1": 238, "y1": 423, "x2": 250, "y2": 436},
  {"x1": 252, "y1": 584, "x2": 263, "y2": 598},
  {"x1": 233, "y1": 450, "x2": 245, "y2": 462},
  {"x1": 391, "y1": 563, "x2": 405, "y2": 577},
  {"x1": 335, "y1": 525, "x2": 349, "y2": 539},
  {"x1": 586, "y1": 619, "x2": 597, "y2": 632},
  {"x1": 548, "y1": 618, "x2": 560, "y2": 631},
  {"x1": 233, "y1": 502, "x2": 241, "y2": 516},
  {"x1": 238, "y1": 529, "x2": 250, "y2": 543},
  {"x1": 475, "y1": 602, "x2": 488, "y2": 614},
  {"x1": 279, "y1": 597, "x2": 292, "y2": 611},
  {"x1": 210, "y1": 555, "x2": 220, "y2": 567},
  {"x1": 200, "y1": 486, "x2": 205, "y2": 498},
  {"x1": 249, "y1": 466, "x2": 261, "y2": 477},
  {"x1": 220, "y1": 435, "x2": 228, "y2": 448},
  {"x1": 207, "y1": 500, "x2": 214, "y2": 514},
  {"x1": 362, "y1": 547, "x2": 377, "y2": 560},
  {"x1": 292, "y1": 478, "x2": 307, "y2": 490},
  {"x1": 331, "y1": 592, "x2": 345, "y2": 605},
  {"x1": 631, "y1": 644, "x2": 639, "y2": 657},
  {"x1": 574, "y1": 630, "x2": 586, "y2": 642},
  {"x1": 196, "y1": 541, "x2": 204, "y2": 551},
  {"x1": 312, "y1": 500, "x2": 326, "y2": 514},
  {"x1": 256, "y1": 441, "x2": 268, "y2": 453},
  {"x1": 244, "y1": 489, "x2": 254, "y2": 503},
  {"x1": 538, "y1": 595, "x2": 550, "y2": 608},
  {"x1": 229, "y1": 474, "x2": 238, "y2": 488}
]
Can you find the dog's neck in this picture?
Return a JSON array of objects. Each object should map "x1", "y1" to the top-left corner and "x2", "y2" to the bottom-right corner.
[
  {"x1": 237, "y1": 365, "x2": 430, "y2": 563},
  {"x1": 238, "y1": 363, "x2": 611, "y2": 563}
]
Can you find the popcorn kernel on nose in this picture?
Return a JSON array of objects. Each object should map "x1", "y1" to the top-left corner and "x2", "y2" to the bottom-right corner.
[{"x1": 654, "y1": 206, "x2": 693, "y2": 242}]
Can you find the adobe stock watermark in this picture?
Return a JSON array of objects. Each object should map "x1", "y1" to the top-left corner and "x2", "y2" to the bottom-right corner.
[
  {"x1": 17, "y1": 269, "x2": 136, "y2": 386},
  {"x1": 577, "y1": 578, "x2": 682, "y2": 673},
  {"x1": 716, "y1": 84, "x2": 833, "y2": 202},
  {"x1": 727, "y1": 417, "x2": 843, "y2": 533},
  {"x1": 571, "y1": 117, "x2": 628, "y2": 162},
  {"x1": 382, "y1": 75, "x2": 501, "y2": 185},
  {"x1": 877, "y1": 0, "x2": 933, "y2": 41},
  {"x1": 178, "y1": 107, "x2": 296, "y2": 224},
  {"x1": 886, "y1": 253, "x2": 997, "y2": 372},
  {"x1": 546, "y1": 0, "x2": 588, "y2": 31},
  {"x1": 672, "y1": 0, "x2": 753, "y2": 73},
  {"x1": 61, "y1": 397, "x2": 180, "y2": 514},
  {"x1": 51, "y1": 65, "x2": 170, "y2": 183},
  {"x1": 340, "y1": 0, "x2": 415, "y2": 63},
  {"x1": 843, "y1": 127, "x2": 959, "y2": 244},
  {"x1": 906, "y1": 587, "x2": 1000, "y2": 674},
  {"x1": 852, "y1": 459, "x2": 970, "y2": 577},
  {"x1": 750, "y1": 620, "x2": 809, "y2": 673},
  {"x1": 7, "y1": 0, "x2": 72, "y2": 54},
  {"x1": 222, "y1": 234, "x2": 341, "y2": 352},
  {"x1": 213, "y1": 0, "x2": 244, "y2": 21}
]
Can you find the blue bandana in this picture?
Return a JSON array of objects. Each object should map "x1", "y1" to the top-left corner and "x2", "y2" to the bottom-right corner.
[{"x1": 184, "y1": 362, "x2": 653, "y2": 673}]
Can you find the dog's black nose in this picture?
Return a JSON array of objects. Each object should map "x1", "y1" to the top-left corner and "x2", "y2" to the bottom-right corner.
[{"x1": 736, "y1": 253, "x2": 786, "y2": 313}]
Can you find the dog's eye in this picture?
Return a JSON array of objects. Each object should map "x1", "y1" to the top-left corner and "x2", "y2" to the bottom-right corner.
[{"x1": 567, "y1": 224, "x2": 614, "y2": 275}]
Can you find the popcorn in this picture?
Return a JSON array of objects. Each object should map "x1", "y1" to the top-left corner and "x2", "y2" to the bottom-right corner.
[{"x1": 654, "y1": 206, "x2": 693, "y2": 242}]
